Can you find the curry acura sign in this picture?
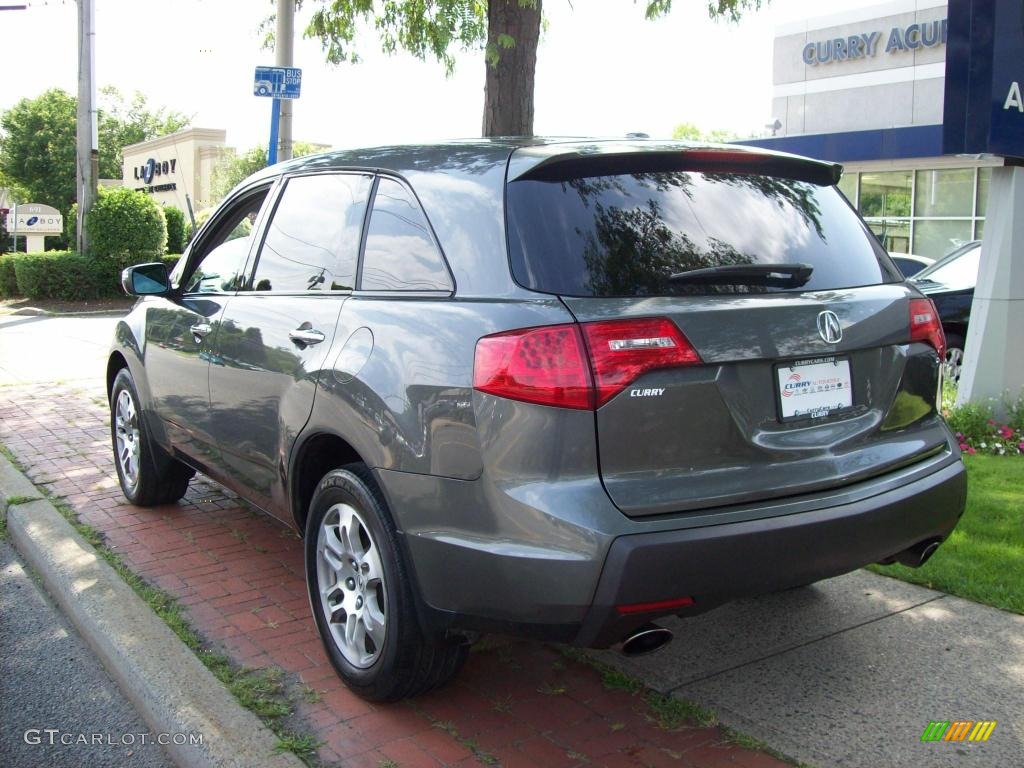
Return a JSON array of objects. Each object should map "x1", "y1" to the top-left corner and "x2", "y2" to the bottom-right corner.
[
  {"x1": 133, "y1": 157, "x2": 178, "y2": 194},
  {"x1": 943, "y1": 0, "x2": 1024, "y2": 159},
  {"x1": 802, "y1": 18, "x2": 948, "y2": 66}
]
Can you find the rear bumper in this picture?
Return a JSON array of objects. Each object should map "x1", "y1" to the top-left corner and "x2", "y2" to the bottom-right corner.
[{"x1": 573, "y1": 456, "x2": 966, "y2": 647}]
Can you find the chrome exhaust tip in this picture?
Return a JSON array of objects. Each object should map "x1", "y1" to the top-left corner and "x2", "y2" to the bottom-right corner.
[
  {"x1": 894, "y1": 538, "x2": 942, "y2": 568},
  {"x1": 621, "y1": 624, "x2": 673, "y2": 656}
]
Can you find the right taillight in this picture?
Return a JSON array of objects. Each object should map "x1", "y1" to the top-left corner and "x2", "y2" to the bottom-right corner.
[
  {"x1": 473, "y1": 317, "x2": 701, "y2": 410},
  {"x1": 909, "y1": 297, "x2": 946, "y2": 362}
]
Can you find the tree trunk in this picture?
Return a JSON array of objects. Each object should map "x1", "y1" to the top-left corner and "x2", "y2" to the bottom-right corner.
[{"x1": 482, "y1": 0, "x2": 542, "y2": 137}]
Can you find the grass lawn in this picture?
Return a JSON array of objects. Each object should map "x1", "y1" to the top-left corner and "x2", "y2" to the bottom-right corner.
[{"x1": 868, "y1": 455, "x2": 1024, "y2": 614}]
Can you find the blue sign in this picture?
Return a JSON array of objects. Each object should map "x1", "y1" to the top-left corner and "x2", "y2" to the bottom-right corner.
[
  {"x1": 253, "y1": 66, "x2": 302, "y2": 100},
  {"x1": 943, "y1": 0, "x2": 1024, "y2": 159}
]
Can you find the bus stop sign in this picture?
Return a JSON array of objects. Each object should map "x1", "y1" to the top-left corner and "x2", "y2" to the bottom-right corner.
[{"x1": 253, "y1": 66, "x2": 302, "y2": 99}]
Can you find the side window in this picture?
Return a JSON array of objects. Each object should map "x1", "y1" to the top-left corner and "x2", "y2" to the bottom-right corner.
[
  {"x1": 251, "y1": 173, "x2": 372, "y2": 292},
  {"x1": 180, "y1": 187, "x2": 270, "y2": 294},
  {"x1": 360, "y1": 177, "x2": 452, "y2": 292}
]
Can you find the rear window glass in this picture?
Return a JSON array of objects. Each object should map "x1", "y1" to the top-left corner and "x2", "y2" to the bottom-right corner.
[{"x1": 506, "y1": 171, "x2": 898, "y2": 297}]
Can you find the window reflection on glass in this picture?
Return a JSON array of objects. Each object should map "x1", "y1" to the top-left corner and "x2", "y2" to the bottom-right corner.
[
  {"x1": 186, "y1": 238, "x2": 252, "y2": 293},
  {"x1": 912, "y1": 219, "x2": 974, "y2": 260},
  {"x1": 507, "y1": 171, "x2": 893, "y2": 297},
  {"x1": 917, "y1": 243, "x2": 981, "y2": 290},
  {"x1": 253, "y1": 173, "x2": 372, "y2": 292},
  {"x1": 837, "y1": 171, "x2": 858, "y2": 205},
  {"x1": 866, "y1": 219, "x2": 910, "y2": 255},
  {"x1": 859, "y1": 171, "x2": 912, "y2": 219},
  {"x1": 977, "y1": 168, "x2": 991, "y2": 217},
  {"x1": 914, "y1": 168, "x2": 974, "y2": 218},
  {"x1": 361, "y1": 178, "x2": 452, "y2": 292}
]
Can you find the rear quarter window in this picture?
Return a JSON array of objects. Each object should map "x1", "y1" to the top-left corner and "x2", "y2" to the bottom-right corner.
[{"x1": 506, "y1": 169, "x2": 899, "y2": 297}]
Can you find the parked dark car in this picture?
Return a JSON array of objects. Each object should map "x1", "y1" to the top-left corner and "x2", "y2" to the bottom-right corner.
[
  {"x1": 912, "y1": 241, "x2": 982, "y2": 382},
  {"x1": 109, "y1": 140, "x2": 967, "y2": 701},
  {"x1": 889, "y1": 253, "x2": 934, "y2": 278}
]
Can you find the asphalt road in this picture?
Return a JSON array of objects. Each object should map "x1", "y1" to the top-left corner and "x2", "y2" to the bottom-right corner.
[{"x1": 0, "y1": 539, "x2": 174, "y2": 768}]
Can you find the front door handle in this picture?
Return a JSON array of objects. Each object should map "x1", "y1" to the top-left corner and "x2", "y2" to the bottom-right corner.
[
  {"x1": 289, "y1": 327, "x2": 326, "y2": 347},
  {"x1": 190, "y1": 323, "x2": 212, "y2": 343}
]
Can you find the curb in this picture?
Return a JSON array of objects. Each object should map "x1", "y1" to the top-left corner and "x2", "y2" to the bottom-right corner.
[{"x1": 1, "y1": 455, "x2": 304, "y2": 768}]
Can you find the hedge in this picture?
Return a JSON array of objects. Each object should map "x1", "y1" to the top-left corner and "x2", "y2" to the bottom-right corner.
[
  {"x1": 86, "y1": 186, "x2": 167, "y2": 259},
  {"x1": 164, "y1": 205, "x2": 186, "y2": 254},
  {"x1": 1, "y1": 250, "x2": 184, "y2": 301},
  {"x1": 0, "y1": 253, "x2": 18, "y2": 298}
]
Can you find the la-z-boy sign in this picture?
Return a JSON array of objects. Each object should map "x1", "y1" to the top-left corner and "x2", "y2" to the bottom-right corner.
[
  {"x1": 133, "y1": 157, "x2": 176, "y2": 184},
  {"x1": 802, "y1": 18, "x2": 947, "y2": 66}
]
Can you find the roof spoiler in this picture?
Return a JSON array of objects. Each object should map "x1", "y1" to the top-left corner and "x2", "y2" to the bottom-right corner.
[{"x1": 509, "y1": 146, "x2": 843, "y2": 187}]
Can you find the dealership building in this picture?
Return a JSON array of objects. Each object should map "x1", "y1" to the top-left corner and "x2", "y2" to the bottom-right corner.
[
  {"x1": 747, "y1": 0, "x2": 1000, "y2": 259},
  {"x1": 120, "y1": 127, "x2": 230, "y2": 215}
]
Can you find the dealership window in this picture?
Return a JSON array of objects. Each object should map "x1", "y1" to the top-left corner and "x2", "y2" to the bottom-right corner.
[{"x1": 849, "y1": 167, "x2": 989, "y2": 259}]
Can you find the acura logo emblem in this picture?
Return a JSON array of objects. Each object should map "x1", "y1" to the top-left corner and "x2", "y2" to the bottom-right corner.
[{"x1": 817, "y1": 310, "x2": 843, "y2": 344}]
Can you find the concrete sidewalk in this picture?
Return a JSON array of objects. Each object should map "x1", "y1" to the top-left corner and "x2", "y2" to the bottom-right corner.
[{"x1": 596, "y1": 570, "x2": 1024, "y2": 768}]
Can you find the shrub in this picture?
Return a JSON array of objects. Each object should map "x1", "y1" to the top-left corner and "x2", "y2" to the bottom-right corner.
[
  {"x1": 0, "y1": 253, "x2": 19, "y2": 297},
  {"x1": 12, "y1": 250, "x2": 142, "y2": 300},
  {"x1": 65, "y1": 202, "x2": 78, "y2": 245},
  {"x1": 164, "y1": 205, "x2": 186, "y2": 254},
  {"x1": 85, "y1": 186, "x2": 166, "y2": 259}
]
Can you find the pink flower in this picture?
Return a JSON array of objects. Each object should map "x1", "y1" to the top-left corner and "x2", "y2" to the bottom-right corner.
[
  {"x1": 988, "y1": 419, "x2": 997, "y2": 426},
  {"x1": 1019, "y1": 441, "x2": 1024, "y2": 454},
  {"x1": 966, "y1": 446, "x2": 977, "y2": 455},
  {"x1": 999, "y1": 426, "x2": 1014, "y2": 439},
  {"x1": 959, "y1": 442, "x2": 970, "y2": 452}
]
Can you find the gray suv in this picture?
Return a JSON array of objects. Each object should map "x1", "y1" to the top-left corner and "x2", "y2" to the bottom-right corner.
[{"x1": 110, "y1": 139, "x2": 966, "y2": 701}]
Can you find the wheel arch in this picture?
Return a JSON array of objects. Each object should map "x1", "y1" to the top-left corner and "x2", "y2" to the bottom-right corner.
[
  {"x1": 289, "y1": 430, "x2": 365, "y2": 535},
  {"x1": 106, "y1": 351, "x2": 129, "y2": 399}
]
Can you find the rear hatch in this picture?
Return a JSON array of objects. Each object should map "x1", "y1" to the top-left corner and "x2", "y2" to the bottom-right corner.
[{"x1": 505, "y1": 145, "x2": 951, "y2": 517}]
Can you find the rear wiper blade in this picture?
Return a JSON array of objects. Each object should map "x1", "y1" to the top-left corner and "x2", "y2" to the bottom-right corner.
[{"x1": 668, "y1": 263, "x2": 813, "y2": 288}]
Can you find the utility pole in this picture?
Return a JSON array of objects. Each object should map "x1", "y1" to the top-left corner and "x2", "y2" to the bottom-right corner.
[
  {"x1": 275, "y1": 0, "x2": 294, "y2": 162},
  {"x1": 76, "y1": 0, "x2": 98, "y2": 254}
]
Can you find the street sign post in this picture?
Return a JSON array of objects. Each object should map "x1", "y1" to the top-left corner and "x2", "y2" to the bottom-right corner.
[{"x1": 254, "y1": 66, "x2": 302, "y2": 166}]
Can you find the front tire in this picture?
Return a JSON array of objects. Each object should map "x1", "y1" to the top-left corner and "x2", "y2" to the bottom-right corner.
[
  {"x1": 305, "y1": 465, "x2": 467, "y2": 701},
  {"x1": 110, "y1": 368, "x2": 194, "y2": 506}
]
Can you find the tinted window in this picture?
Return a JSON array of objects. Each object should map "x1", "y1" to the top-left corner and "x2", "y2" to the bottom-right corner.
[
  {"x1": 360, "y1": 177, "x2": 452, "y2": 292},
  {"x1": 507, "y1": 171, "x2": 898, "y2": 297},
  {"x1": 181, "y1": 187, "x2": 269, "y2": 293},
  {"x1": 252, "y1": 173, "x2": 372, "y2": 292}
]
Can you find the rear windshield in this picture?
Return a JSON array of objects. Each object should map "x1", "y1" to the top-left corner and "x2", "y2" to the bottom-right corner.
[{"x1": 506, "y1": 171, "x2": 899, "y2": 297}]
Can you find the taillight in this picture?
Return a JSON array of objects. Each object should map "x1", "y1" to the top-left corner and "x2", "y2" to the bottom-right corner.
[
  {"x1": 581, "y1": 317, "x2": 701, "y2": 406},
  {"x1": 472, "y1": 323, "x2": 593, "y2": 410},
  {"x1": 909, "y1": 298, "x2": 946, "y2": 362},
  {"x1": 473, "y1": 317, "x2": 701, "y2": 410}
]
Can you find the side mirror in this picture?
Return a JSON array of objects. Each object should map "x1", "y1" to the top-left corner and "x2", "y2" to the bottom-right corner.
[{"x1": 121, "y1": 262, "x2": 171, "y2": 296}]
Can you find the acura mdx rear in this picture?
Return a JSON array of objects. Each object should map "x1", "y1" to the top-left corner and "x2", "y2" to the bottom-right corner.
[{"x1": 111, "y1": 140, "x2": 966, "y2": 701}]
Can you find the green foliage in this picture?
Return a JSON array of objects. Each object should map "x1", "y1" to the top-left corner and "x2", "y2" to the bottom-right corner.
[
  {"x1": 65, "y1": 202, "x2": 78, "y2": 245},
  {"x1": 0, "y1": 88, "x2": 189, "y2": 231},
  {"x1": 210, "y1": 142, "x2": 321, "y2": 203},
  {"x1": 163, "y1": 205, "x2": 186, "y2": 254},
  {"x1": 0, "y1": 253, "x2": 19, "y2": 297},
  {"x1": 86, "y1": 186, "x2": 167, "y2": 259},
  {"x1": 0, "y1": 89, "x2": 77, "y2": 215},
  {"x1": 11, "y1": 251, "x2": 140, "y2": 300},
  {"x1": 671, "y1": 122, "x2": 738, "y2": 143}
]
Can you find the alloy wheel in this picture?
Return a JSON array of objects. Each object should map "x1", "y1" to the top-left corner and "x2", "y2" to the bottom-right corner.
[
  {"x1": 316, "y1": 503, "x2": 387, "y2": 668},
  {"x1": 114, "y1": 389, "x2": 141, "y2": 490}
]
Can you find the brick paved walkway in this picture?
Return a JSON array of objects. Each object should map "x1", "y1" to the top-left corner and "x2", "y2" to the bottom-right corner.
[{"x1": 0, "y1": 380, "x2": 788, "y2": 768}]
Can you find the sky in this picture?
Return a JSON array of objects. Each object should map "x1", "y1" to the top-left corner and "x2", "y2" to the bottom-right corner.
[{"x1": 1, "y1": 0, "x2": 873, "y2": 154}]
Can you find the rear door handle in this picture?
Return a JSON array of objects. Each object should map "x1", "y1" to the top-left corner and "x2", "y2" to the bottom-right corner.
[{"x1": 289, "y1": 327, "x2": 326, "y2": 346}]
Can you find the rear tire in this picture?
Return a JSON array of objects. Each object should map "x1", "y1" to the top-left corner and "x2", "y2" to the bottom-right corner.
[
  {"x1": 944, "y1": 334, "x2": 965, "y2": 384},
  {"x1": 305, "y1": 464, "x2": 467, "y2": 701},
  {"x1": 110, "y1": 368, "x2": 194, "y2": 506}
]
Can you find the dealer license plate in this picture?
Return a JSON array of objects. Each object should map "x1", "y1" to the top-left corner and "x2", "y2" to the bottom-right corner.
[{"x1": 776, "y1": 357, "x2": 853, "y2": 420}]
